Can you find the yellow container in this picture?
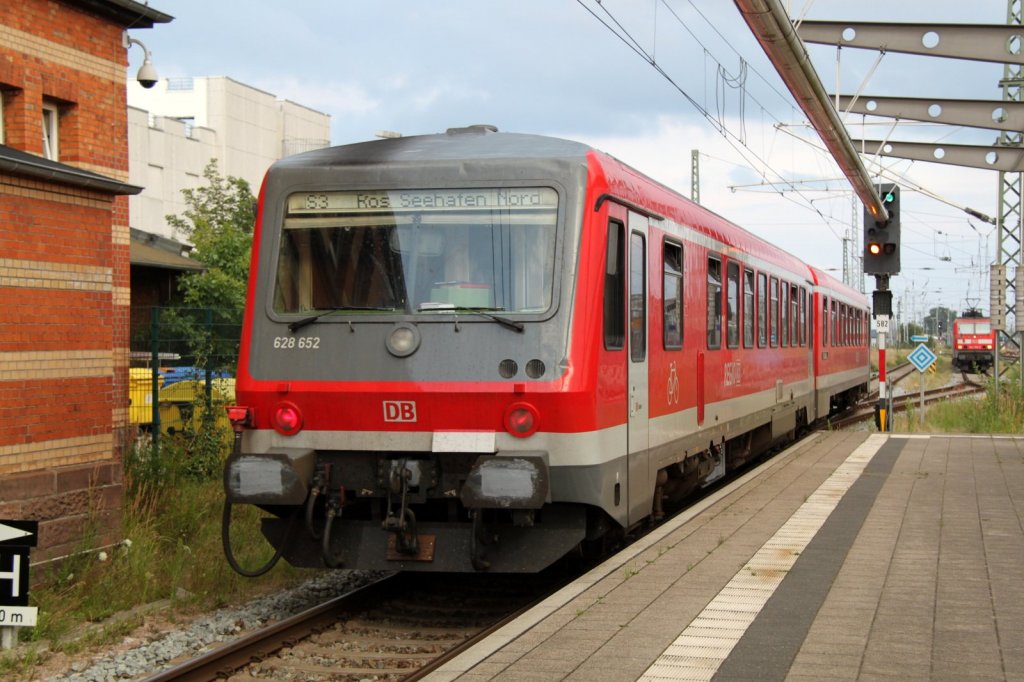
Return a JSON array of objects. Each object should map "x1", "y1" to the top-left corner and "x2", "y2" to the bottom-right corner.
[
  {"x1": 157, "y1": 378, "x2": 236, "y2": 440},
  {"x1": 129, "y1": 368, "x2": 162, "y2": 425}
]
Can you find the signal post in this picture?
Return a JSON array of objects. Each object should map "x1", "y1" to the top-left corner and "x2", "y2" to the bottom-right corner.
[{"x1": 864, "y1": 184, "x2": 901, "y2": 431}]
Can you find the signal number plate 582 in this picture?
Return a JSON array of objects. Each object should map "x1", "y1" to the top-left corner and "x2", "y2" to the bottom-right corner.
[{"x1": 273, "y1": 336, "x2": 320, "y2": 350}]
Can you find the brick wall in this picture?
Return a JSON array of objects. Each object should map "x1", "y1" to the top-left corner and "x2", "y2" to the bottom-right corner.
[{"x1": 0, "y1": 1, "x2": 139, "y2": 562}]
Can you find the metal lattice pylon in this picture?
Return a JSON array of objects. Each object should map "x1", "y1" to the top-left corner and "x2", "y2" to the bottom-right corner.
[{"x1": 997, "y1": 0, "x2": 1023, "y2": 337}]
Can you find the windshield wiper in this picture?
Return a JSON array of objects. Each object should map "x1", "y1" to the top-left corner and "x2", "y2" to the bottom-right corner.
[
  {"x1": 288, "y1": 306, "x2": 396, "y2": 333},
  {"x1": 418, "y1": 304, "x2": 524, "y2": 333}
]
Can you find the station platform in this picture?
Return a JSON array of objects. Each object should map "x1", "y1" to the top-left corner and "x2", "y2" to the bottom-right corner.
[{"x1": 427, "y1": 431, "x2": 1024, "y2": 681}]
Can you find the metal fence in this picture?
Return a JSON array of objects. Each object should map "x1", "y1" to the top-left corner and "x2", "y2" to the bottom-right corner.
[{"x1": 130, "y1": 307, "x2": 242, "y2": 457}]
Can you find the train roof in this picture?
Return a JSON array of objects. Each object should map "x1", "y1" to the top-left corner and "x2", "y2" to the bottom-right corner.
[
  {"x1": 273, "y1": 125, "x2": 592, "y2": 170},
  {"x1": 808, "y1": 266, "x2": 868, "y2": 306},
  {"x1": 587, "y1": 148, "x2": 816, "y2": 284}
]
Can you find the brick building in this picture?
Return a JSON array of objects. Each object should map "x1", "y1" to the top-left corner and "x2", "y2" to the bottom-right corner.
[{"x1": 0, "y1": 0, "x2": 171, "y2": 563}]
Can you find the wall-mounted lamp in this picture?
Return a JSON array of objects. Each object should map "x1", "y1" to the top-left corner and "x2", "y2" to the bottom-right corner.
[{"x1": 125, "y1": 35, "x2": 159, "y2": 89}]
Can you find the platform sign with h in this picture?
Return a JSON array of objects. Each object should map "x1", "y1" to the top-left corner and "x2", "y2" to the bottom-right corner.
[{"x1": 0, "y1": 520, "x2": 39, "y2": 640}]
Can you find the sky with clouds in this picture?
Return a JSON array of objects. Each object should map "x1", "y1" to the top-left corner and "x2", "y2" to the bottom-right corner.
[{"x1": 127, "y1": 0, "x2": 1015, "y2": 328}]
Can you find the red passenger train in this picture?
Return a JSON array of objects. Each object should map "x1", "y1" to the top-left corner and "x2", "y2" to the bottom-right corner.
[
  {"x1": 223, "y1": 127, "x2": 869, "y2": 574},
  {"x1": 952, "y1": 310, "x2": 996, "y2": 372}
]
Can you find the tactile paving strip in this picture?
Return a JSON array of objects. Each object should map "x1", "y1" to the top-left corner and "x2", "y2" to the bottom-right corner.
[{"x1": 639, "y1": 433, "x2": 888, "y2": 681}]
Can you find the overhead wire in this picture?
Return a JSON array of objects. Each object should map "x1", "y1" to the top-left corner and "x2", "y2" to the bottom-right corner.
[
  {"x1": 577, "y1": 0, "x2": 852, "y2": 239},
  {"x1": 580, "y1": 0, "x2": 990, "y2": 282}
]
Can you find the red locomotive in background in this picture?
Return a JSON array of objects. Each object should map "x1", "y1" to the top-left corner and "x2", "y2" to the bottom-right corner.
[
  {"x1": 222, "y1": 126, "x2": 869, "y2": 574},
  {"x1": 952, "y1": 309, "x2": 997, "y2": 372}
]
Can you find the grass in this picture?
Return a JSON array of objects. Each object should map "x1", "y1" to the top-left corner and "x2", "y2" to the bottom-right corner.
[
  {"x1": 0, "y1": 434, "x2": 315, "y2": 678},
  {"x1": 890, "y1": 353, "x2": 1024, "y2": 434}
]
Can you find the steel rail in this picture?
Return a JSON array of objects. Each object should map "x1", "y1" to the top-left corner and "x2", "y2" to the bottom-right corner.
[{"x1": 144, "y1": 573, "x2": 410, "y2": 682}]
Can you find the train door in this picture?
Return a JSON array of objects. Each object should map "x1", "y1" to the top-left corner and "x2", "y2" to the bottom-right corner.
[{"x1": 626, "y1": 211, "x2": 650, "y2": 525}]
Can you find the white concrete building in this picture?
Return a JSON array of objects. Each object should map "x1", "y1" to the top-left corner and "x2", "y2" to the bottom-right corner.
[{"x1": 127, "y1": 76, "x2": 330, "y2": 240}]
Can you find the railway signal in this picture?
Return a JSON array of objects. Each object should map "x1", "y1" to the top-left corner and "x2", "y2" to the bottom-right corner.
[{"x1": 863, "y1": 184, "x2": 901, "y2": 275}]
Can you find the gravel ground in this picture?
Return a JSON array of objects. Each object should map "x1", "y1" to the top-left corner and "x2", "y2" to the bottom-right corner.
[{"x1": 39, "y1": 570, "x2": 385, "y2": 682}]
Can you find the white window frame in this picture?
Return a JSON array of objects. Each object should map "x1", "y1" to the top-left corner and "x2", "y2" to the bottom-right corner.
[{"x1": 42, "y1": 101, "x2": 59, "y2": 160}]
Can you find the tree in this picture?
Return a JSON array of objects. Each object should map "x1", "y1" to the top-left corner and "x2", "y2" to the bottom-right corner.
[
  {"x1": 166, "y1": 159, "x2": 256, "y2": 312},
  {"x1": 156, "y1": 160, "x2": 257, "y2": 475}
]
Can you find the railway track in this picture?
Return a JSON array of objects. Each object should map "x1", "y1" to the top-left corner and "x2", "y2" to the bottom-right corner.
[
  {"x1": 144, "y1": 444, "x2": 803, "y2": 682},
  {"x1": 830, "y1": 369, "x2": 985, "y2": 430},
  {"x1": 146, "y1": 571, "x2": 556, "y2": 681}
]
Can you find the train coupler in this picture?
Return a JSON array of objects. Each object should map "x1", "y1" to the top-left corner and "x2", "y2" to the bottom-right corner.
[{"x1": 383, "y1": 458, "x2": 420, "y2": 555}]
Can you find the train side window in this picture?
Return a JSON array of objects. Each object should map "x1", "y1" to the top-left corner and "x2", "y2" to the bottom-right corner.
[
  {"x1": 603, "y1": 220, "x2": 625, "y2": 350},
  {"x1": 790, "y1": 284, "x2": 799, "y2": 346},
  {"x1": 757, "y1": 272, "x2": 767, "y2": 347},
  {"x1": 726, "y1": 261, "x2": 740, "y2": 349},
  {"x1": 822, "y1": 296, "x2": 829, "y2": 347},
  {"x1": 840, "y1": 302, "x2": 845, "y2": 345},
  {"x1": 770, "y1": 277, "x2": 779, "y2": 347},
  {"x1": 780, "y1": 281, "x2": 789, "y2": 347},
  {"x1": 831, "y1": 300, "x2": 838, "y2": 346},
  {"x1": 707, "y1": 256, "x2": 722, "y2": 349},
  {"x1": 837, "y1": 302, "x2": 843, "y2": 346},
  {"x1": 630, "y1": 232, "x2": 647, "y2": 362},
  {"x1": 663, "y1": 240, "x2": 683, "y2": 350},
  {"x1": 743, "y1": 268, "x2": 754, "y2": 348},
  {"x1": 799, "y1": 287, "x2": 807, "y2": 346},
  {"x1": 846, "y1": 304, "x2": 851, "y2": 345}
]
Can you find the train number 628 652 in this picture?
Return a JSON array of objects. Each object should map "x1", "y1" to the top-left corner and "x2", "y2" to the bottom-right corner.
[{"x1": 273, "y1": 336, "x2": 320, "y2": 350}]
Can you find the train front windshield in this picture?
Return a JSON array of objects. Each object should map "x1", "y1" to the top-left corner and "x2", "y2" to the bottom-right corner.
[
  {"x1": 959, "y1": 322, "x2": 992, "y2": 335},
  {"x1": 274, "y1": 188, "x2": 558, "y2": 316}
]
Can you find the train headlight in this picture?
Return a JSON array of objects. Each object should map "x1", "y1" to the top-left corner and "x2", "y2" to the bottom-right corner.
[
  {"x1": 387, "y1": 323, "x2": 420, "y2": 357},
  {"x1": 272, "y1": 402, "x2": 303, "y2": 436},
  {"x1": 504, "y1": 402, "x2": 539, "y2": 438}
]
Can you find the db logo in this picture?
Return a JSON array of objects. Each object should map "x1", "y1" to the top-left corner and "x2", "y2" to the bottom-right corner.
[{"x1": 383, "y1": 401, "x2": 417, "y2": 422}]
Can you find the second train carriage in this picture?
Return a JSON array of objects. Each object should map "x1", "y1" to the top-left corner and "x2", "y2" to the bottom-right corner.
[{"x1": 223, "y1": 126, "x2": 869, "y2": 573}]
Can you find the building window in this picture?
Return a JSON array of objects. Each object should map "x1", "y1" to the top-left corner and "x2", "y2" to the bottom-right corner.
[{"x1": 42, "y1": 101, "x2": 59, "y2": 160}]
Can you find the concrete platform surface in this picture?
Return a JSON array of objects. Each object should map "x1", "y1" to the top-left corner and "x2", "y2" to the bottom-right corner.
[{"x1": 426, "y1": 432, "x2": 1024, "y2": 681}]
